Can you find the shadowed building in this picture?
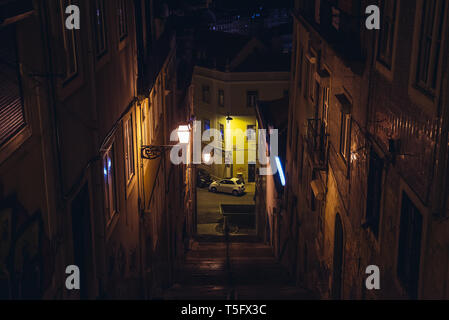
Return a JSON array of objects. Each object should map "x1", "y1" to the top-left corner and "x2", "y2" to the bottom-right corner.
[
  {"x1": 0, "y1": 0, "x2": 194, "y2": 299},
  {"x1": 283, "y1": 0, "x2": 449, "y2": 299}
]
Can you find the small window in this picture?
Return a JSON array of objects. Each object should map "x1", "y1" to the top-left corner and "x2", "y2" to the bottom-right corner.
[
  {"x1": 247, "y1": 91, "x2": 258, "y2": 108},
  {"x1": 415, "y1": 0, "x2": 446, "y2": 95},
  {"x1": 218, "y1": 89, "x2": 224, "y2": 107},
  {"x1": 322, "y1": 87, "x2": 330, "y2": 127},
  {"x1": 397, "y1": 192, "x2": 423, "y2": 299},
  {"x1": 103, "y1": 144, "x2": 117, "y2": 223},
  {"x1": 378, "y1": 0, "x2": 397, "y2": 69},
  {"x1": 340, "y1": 113, "x2": 351, "y2": 162},
  {"x1": 93, "y1": 0, "x2": 107, "y2": 58},
  {"x1": 202, "y1": 85, "x2": 210, "y2": 103},
  {"x1": 366, "y1": 149, "x2": 384, "y2": 237},
  {"x1": 117, "y1": 0, "x2": 128, "y2": 41},
  {"x1": 124, "y1": 115, "x2": 135, "y2": 183}
]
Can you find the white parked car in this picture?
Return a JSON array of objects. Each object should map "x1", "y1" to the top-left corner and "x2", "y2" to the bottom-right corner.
[{"x1": 208, "y1": 178, "x2": 245, "y2": 196}]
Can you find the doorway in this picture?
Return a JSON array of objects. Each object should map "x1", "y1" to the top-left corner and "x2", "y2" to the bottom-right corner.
[
  {"x1": 248, "y1": 164, "x2": 256, "y2": 183},
  {"x1": 332, "y1": 213, "x2": 344, "y2": 299},
  {"x1": 71, "y1": 183, "x2": 94, "y2": 299}
]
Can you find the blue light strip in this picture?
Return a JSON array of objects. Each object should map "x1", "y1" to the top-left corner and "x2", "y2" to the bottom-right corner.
[{"x1": 275, "y1": 156, "x2": 286, "y2": 186}]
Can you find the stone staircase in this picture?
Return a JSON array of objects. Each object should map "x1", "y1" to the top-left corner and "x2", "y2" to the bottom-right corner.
[{"x1": 163, "y1": 240, "x2": 314, "y2": 300}]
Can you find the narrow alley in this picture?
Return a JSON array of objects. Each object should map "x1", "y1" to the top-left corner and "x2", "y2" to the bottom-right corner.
[{"x1": 164, "y1": 237, "x2": 313, "y2": 300}]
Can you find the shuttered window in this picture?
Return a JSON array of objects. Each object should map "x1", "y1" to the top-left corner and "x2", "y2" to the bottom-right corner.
[{"x1": 0, "y1": 25, "x2": 25, "y2": 147}]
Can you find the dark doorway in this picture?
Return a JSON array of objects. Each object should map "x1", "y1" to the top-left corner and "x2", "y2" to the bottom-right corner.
[
  {"x1": 71, "y1": 183, "x2": 93, "y2": 299},
  {"x1": 332, "y1": 214, "x2": 344, "y2": 299},
  {"x1": 248, "y1": 164, "x2": 256, "y2": 182}
]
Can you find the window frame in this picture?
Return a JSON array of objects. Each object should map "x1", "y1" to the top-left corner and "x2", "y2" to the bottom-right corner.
[
  {"x1": 202, "y1": 85, "x2": 210, "y2": 104},
  {"x1": 103, "y1": 142, "x2": 118, "y2": 226},
  {"x1": 117, "y1": 0, "x2": 128, "y2": 41},
  {"x1": 59, "y1": 0, "x2": 79, "y2": 83},
  {"x1": 124, "y1": 112, "x2": 135, "y2": 185},
  {"x1": 365, "y1": 148, "x2": 385, "y2": 238},
  {"x1": 92, "y1": 0, "x2": 108, "y2": 59},
  {"x1": 339, "y1": 112, "x2": 351, "y2": 163},
  {"x1": 396, "y1": 192, "x2": 423, "y2": 299},
  {"x1": 408, "y1": 0, "x2": 448, "y2": 114},
  {"x1": 377, "y1": 0, "x2": 399, "y2": 72},
  {"x1": 247, "y1": 90, "x2": 258, "y2": 108},
  {"x1": 218, "y1": 89, "x2": 225, "y2": 107}
]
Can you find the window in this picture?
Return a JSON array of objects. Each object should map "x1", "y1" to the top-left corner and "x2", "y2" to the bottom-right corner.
[
  {"x1": 93, "y1": 0, "x2": 107, "y2": 58},
  {"x1": 124, "y1": 115, "x2": 135, "y2": 183},
  {"x1": 340, "y1": 113, "x2": 351, "y2": 161},
  {"x1": 103, "y1": 144, "x2": 117, "y2": 223},
  {"x1": 218, "y1": 89, "x2": 224, "y2": 107},
  {"x1": 117, "y1": 0, "x2": 128, "y2": 40},
  {"x1": 322, "y1": 87, "x2": 330, "y2": 127},
  {"x1": 60, "y1": 0, "x2": 79, "y2": 81},
  {"x1": 378, "y1": 0, "x2": 397, "y2": 69},
  {"x1": 247, "y1": 125, "x2": 256, "y2": 140},
  {"x1": 415, "y1": 0, "x2": 446, "y2": 95},
  {"x1": 366, "y1": 149, "x2": 384, "y2": 237},
  {"x1": 202, "y1": 85, "x2": 210, "y2": 103},
  {"x1": 247, "y1": 91, "x2": 258, "y2": 108},
  {"x1": 397, "y1": 193, "x2": 423, "y2": 299},
  {"x1": 0, "y1": 26, "x2": 26, "y2": 147}
]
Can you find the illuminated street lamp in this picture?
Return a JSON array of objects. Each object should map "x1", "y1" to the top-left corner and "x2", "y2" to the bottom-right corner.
[
  {"x1": 203, "y1": 152, "x2": 212, "y2": 164},
  {"x1": 141, "y1": 124, "x2": 191, "y2": 160},
  {"x1": 177, "y1": 125, "x2": 191, "y2": 144}
]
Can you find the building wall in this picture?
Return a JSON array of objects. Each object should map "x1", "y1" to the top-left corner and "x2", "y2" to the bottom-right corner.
[
  {"x1": 193, "y1": 66, "x2": 289, "y2": 181},
  {"x1": 0, "y1": 0, "x2": 194, "y2": 300},
  {"x1": 282, "y1": 0, "x2": 449, "y2": 299}
]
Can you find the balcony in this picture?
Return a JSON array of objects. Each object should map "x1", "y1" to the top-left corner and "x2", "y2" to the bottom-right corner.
[{"x1": 306, "y1": 118, "x2": 328, "y2": 169}]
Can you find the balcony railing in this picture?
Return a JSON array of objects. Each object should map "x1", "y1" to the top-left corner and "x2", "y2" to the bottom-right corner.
[{"x1": 306, "y1": 118, "x2": 328, "y2": 168}]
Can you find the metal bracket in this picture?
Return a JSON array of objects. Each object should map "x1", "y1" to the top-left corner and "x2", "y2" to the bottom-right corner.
[{"x1": 141, "y1": 145, "x2": 169, "y2": 160}]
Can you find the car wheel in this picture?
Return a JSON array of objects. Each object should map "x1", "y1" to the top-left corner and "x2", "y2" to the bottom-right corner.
[
  {"x1": 232, "y1": 190, "x2": 239, "y2": 196},
  {"x1": 211, "y1": 187, "x2": 217, "y2": 193}
]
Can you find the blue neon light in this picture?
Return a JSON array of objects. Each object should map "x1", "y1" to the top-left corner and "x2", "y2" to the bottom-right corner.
[{"x1": 275, "y1": 156, "x2": 286, "y2": 186}]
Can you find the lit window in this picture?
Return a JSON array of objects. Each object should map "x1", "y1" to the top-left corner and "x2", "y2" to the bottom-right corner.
[
  {"x1": 322, "y1": 87, "x2": 330, "y2": 127},
  {"x1": 340, "y1": 113, "x2": 351, "y2": 162},
  {"x1": 103, "y1": 144, "x2": 117, "y2": 223},
  {"x1": 124, "y1": 114, "x2": 135, "y2": 183}
]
